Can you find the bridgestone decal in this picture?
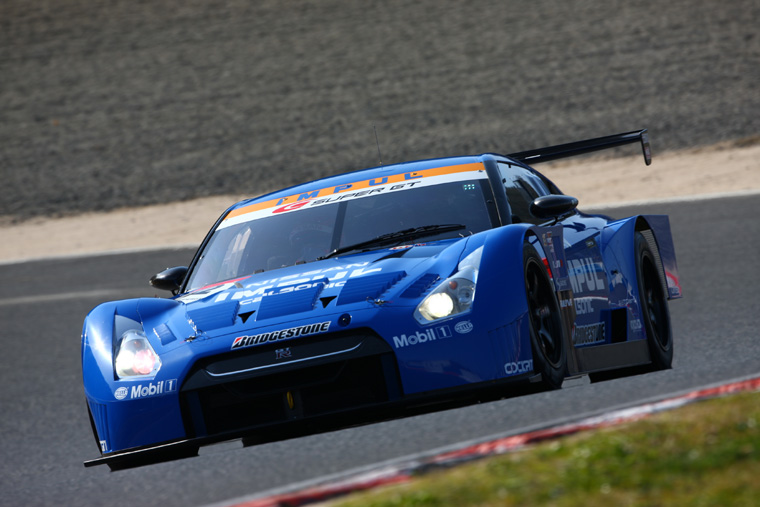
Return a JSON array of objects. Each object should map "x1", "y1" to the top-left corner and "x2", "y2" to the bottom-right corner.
[{"x1": 231, "y1": 321, "x2": 331, "y2": 350}]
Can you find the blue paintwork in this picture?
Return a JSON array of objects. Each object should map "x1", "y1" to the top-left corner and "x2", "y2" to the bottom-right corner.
[{"x1": 81, "y1": 152, "x2": 681, "y2": 459}]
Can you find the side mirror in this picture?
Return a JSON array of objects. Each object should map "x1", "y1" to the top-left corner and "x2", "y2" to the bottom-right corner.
[
  {"x1": 530, "y1": 194, "x2": 579, "y2": 220},
  {"x1": 150, "y1": 266, "x2": 188, "y2": 294}
]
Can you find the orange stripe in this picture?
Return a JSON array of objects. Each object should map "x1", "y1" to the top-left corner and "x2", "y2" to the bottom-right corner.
[{"x1": 224, "y1": 162, "x2": 484, "y2": 222}]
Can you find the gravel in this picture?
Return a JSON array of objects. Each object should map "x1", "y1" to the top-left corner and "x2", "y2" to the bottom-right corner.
[{"x1": 1, "y1": 0, "x2": 758, "y2": 219}]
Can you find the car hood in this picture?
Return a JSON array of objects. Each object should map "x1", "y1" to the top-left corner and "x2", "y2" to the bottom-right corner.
[{"x1": 137, "y1": 239, "x2": 472, "y2": 348}]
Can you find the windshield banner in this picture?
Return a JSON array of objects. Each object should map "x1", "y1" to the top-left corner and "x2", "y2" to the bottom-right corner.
[{"x1": 219, "y1": 163, "x2": 487, "y2": 230}]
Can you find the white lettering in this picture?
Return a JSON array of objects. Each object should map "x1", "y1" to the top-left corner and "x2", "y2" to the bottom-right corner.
[
  {"x1": 125, "y1": 379, "x2": 178, "y2": 400},
  {"x1": 504, "y1": 360, "x2": 533, "y2": 375}
]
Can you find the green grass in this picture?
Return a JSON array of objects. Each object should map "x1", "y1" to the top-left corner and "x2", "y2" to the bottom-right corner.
[{"x1": 332, "y1": 391, "x2": 759, "y2": 507}]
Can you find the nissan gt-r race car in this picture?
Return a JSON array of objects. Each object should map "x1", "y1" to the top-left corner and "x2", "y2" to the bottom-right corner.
[{"x1": 82, "y1": 129, "x2": 681, "y2": 469}]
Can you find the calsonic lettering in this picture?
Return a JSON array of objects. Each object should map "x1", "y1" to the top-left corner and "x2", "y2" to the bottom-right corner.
[
  {"x1": 392, "y1": 326, "x2": 452, "y2": 348},
  {"x1": 574, "y1": 298, "x2": 593, "y2": 315},
  {"x1": 232, "y1": 321, "x2": 331, "y2": 350},
  {"x1": 115, "y1": 379, "x2": 178, "y2": 401},
  {"x1": 214, "y1": 263, "x2": 381, "y2": 303}
]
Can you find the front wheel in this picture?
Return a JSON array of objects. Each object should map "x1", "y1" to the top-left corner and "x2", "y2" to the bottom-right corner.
[
  {"x1": 524, "y1": 243, "x2": 566, "y2": 389},
  {"x1": 635, "y1": 232, "x2": 673, "y2": 370}
]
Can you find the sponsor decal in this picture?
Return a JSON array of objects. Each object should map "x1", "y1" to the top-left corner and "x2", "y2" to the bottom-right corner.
[
  {"x1": 214, "y1": 262, "x2": 384, "y2": 304},
  {"x1": 99, "y1": 440, "x2": 108, "y2": 452},
  {"x1": 454, "y1": 320, "x2": 474, "y2": 334},
  {"x1": 219, "y1": 163, "x2": 487, "y2": 230},
  {"x1": 567, "y1": 256, "x2": 606, "y2": 293},
  {"x1": 276, "y1": 347, "x2": 292, "y2": 360},
  {"x1": 630, "y1": 318, "x2": 643, "y2": 331},
  {"x1": 574, "y1": 297, "x2": 594, "y2": 315},
  {"x1": 540, "y1": 229, "x2": 570, "y2": 290},
  {"x1": 115, "y1": 379, "x2": 178, "y2": 401},
  {"x1": 542, "y1": 232, "x2": 557, "y2": 261},
  {"x1": 572, "y1": 322, "x2": 606, "y2": 346},
  {"x1": 392, "y1": 325, "x2": 452, "y2": 348},
  {"x1": 504, "y1": 359, "x2": 533, "y2": 376},
  {"x1": 232, "y1": 321, "x2": 331, "y2": 350}
]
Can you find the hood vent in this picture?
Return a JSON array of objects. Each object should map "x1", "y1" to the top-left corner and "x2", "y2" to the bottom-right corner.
[
  {"x1": 401, "y1": 273, "x2": 441, "y2": 299},
  {"x1": 187, "y1": 301, "x2": 240, "y2": 332},
  {"x1": 338, "y1": 271, "x2": 406, "y2": 305},
  {"x1": 153, "y1": 323, "x2": 177, "y2": 345},
  {"x1": 257, "y1": 283, "x2": 324, "y2": 320}
]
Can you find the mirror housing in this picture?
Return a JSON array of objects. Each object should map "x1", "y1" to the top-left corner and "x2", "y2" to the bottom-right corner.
[
  {"x1": 150, "y1": 266, "x2": 188, "y2": 294},
  {"x1": 530, "y1": 194, "x2": 579, "y2": 220}
]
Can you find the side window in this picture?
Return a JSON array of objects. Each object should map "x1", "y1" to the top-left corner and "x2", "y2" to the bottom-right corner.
[{"x1": 497, "y1": 163, "x2": 551, "y2": 225}]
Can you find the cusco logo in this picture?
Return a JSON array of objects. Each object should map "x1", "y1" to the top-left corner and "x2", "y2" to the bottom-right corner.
[
  {"x1": 455, "y1": 320, "x2": 473, "y2": 334},
  {"x1": 114, "y1": 387, "x2": 129, "y2": 400},
  {"x1": 504, "y1": 360, "x2": 533, "y2": 375}
]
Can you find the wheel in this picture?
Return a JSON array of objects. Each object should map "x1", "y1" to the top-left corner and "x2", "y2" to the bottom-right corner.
[
  {"x1": 635, "y1": 231, "x2": 673, "y2": 370},
  {"x1": 523, "y1": 243, "x2": 566, "y2": 389}
]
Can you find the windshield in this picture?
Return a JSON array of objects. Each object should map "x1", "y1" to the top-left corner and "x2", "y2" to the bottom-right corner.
[{"x1": 186, "y1": 173, "x2": 495, "y2": 291}]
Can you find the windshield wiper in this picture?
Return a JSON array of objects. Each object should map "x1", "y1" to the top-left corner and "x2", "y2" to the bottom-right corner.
[{"x1": 318, "y1": 224, "x2": 466, "y2": 260}]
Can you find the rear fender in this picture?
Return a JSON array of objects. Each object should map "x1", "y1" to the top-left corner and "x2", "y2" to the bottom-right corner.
[
  {"x1": 601, "y1": 215, "x2": 681, "y2": 301},
  {"x1": 637, "y1": 215, "x2": 682, "y2": 299}
]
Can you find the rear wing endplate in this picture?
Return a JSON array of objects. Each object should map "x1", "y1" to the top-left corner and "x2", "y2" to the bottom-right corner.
[{"x1": 508, "y1": 129, "x2": 651, "y2": 166}]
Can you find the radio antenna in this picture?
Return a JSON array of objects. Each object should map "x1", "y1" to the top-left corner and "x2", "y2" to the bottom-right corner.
[{"x1": 373, "y1": 125, "x2": 383, "y2": 166}]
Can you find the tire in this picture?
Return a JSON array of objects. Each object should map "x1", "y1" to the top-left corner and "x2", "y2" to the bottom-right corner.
[
  {"x1": 523, "y1": 243, "x2": 566, "y2": 389},
  {"x1": 635, "y1": 231, "x2": 673, "y2": 370}
]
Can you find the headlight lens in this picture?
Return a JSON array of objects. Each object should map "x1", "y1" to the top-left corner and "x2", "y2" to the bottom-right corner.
[
  {"x1": 414, "y1": 247, "x2": 482, "y2": 324},
  {"x1": 115, "y1": 330, "x2": 161, "y2": 378}
]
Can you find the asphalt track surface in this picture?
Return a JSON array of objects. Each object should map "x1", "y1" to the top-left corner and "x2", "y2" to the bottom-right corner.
[{"x1": 1, "y1": 193, "x2": 758, "y2": 506}]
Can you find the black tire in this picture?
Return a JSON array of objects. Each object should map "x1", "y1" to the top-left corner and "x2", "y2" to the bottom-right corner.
[
  {"x1": 635, "y1": 231, "x2": 673, "y2": 370},
  {"x1": 523, "y1": 243, "x2": 566, "y2": 389}
]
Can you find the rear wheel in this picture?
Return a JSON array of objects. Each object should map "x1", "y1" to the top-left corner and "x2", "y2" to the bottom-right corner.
[
  {"x1": 635, "y1": 232, "x2": 673, "y2": 370},
  {"x1": 524, "y1": 243, "x2": 566, "y2": 389}
]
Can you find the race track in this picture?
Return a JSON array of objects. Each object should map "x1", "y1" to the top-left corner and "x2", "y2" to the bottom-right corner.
[{"x1": 1, "y1": 194, "x2": 758, "y2": 506}]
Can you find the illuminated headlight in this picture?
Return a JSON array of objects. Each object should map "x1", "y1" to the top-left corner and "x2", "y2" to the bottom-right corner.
[
  {"x1": 114, "y1": 330, "x2": 161, "y2": 378},
  {"x1": 414, "y1": 247, "x2": 482, "y2": 324}
]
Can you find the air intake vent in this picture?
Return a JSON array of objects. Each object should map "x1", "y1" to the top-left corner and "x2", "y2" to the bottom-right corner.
[
  {"x1": 401, "y1": 273, "x2": 440, "y2": 298},
  {"x1": 338, "y1": 271, "x2": 406, "y2": 305},
  {"x1": 187, "y1": 301, "x2": 239, "y2": 331},
  {"x1": 257, "y1": 284, "x2": 323, "y2": 320}
]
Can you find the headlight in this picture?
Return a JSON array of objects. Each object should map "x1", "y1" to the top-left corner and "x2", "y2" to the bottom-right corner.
[
  {"x1": 115, "y1": 330, "x2": 161, "y2": 378},
  {"x1": 414, "y1": 247, "x2": 482, "y2": 324}
]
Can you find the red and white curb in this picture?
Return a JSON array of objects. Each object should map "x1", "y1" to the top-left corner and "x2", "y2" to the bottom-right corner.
[{"x1": 224, "y1": 376, "x2": 760, "y2": 507}]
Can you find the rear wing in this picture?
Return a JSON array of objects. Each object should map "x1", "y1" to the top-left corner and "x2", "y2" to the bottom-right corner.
[{"x1": 508, "y1": 129, "x2": 651, "y2": 166}]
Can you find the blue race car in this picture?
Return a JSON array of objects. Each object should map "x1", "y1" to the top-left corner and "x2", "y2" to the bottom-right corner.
[{"x1": 82, "y1": 130, "x2": 681, "y2": 469}]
